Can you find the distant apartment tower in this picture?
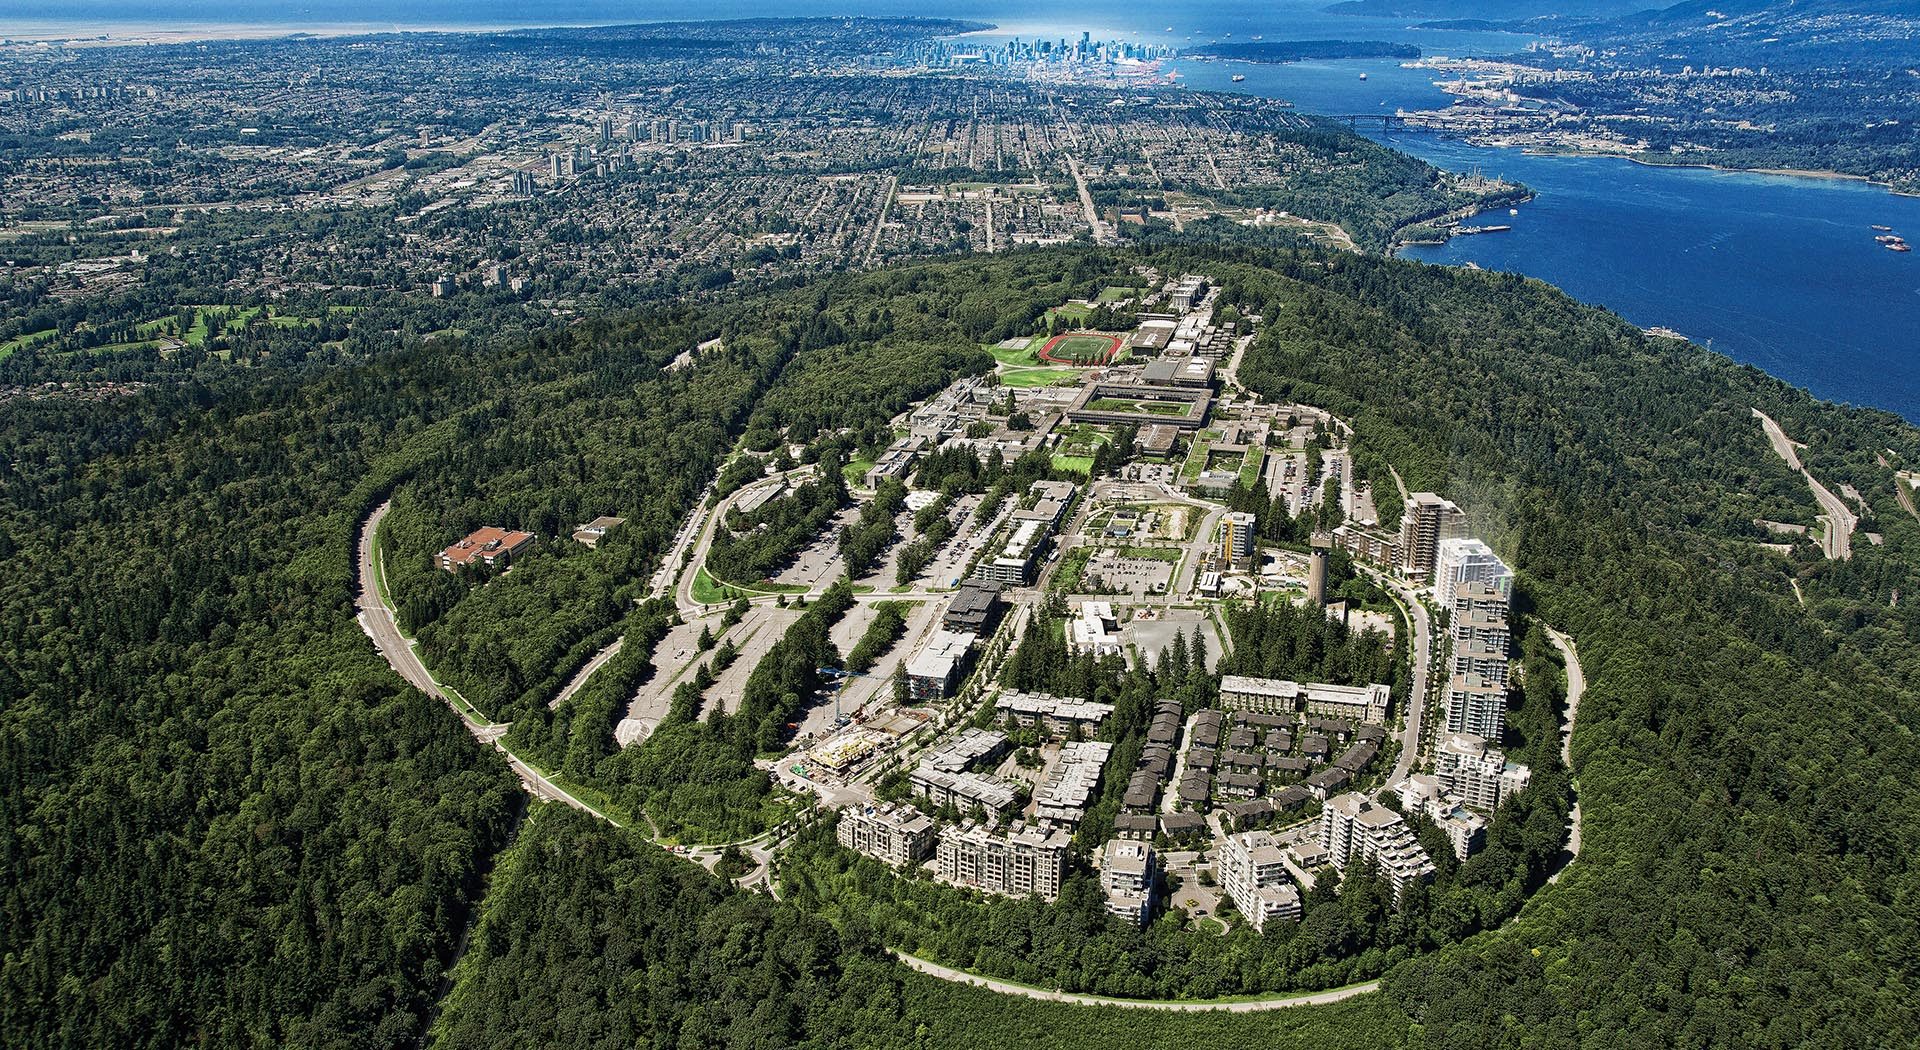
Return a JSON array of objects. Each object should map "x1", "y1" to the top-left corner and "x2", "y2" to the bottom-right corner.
[
  {"x1": 1217, "y1": 830, "x2": 1303, "y2": 930},
  {"x1": 651, "y1": 118, "x2": 672, "y2": 142},
  {"x1": 836, "y1": 803, "x2": 935, "y2": 868},
  {"x1": 936, "y1": 822, "x2": 1070, "y2": 900},
  {"x1": 1399, "y1": 493, "x2": 1467, "y2": 580},
  {"x1": 1101, "y1": 839, "x2": 1157, "y2": 926},
  {"x1": 598, "y1": 117, "x2": 612, "y2": 147},
  {"x1": 1218, "y1": 510, "x2": 1256, "y2": 570},
  {"x1": 1434, "y1": 537, "x2": 1512, "y2": 607},
  {"x1": 1434, "y1": 732, "x2": 1532, "y2": 811},
  {"x1": 1319, "y1": 792, "x2": 1436, "y2": 900}
]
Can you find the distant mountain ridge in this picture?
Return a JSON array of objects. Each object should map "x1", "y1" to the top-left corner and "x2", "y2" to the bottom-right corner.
[{"x1": 1324, "y1": 0, "x2": 1647, "y2": 19}]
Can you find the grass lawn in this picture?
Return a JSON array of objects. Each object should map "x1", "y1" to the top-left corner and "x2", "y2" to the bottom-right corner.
[
  {"x1": 997, "y1": 367, "x2": 1079, "y2": 389},
  {"x1": 692, "y1": 566, "x2": 740, "y2": 604},
  {"x1": 989, "y1": 343, "x2": 1041, "y2": 367},
  {"x1": 1051, "y1": 546, "x2": 1094, "y2": 592},
  {"x1": 843, "y1": 457, "x2": 876, "y2": 486},
  {"x1": 1238, "y1": 445, "x2": 1267, "y2": 489},
  {"x1": 1051, "y1": 454, "x2": 1096, "y2": 476},
  {"x1": 1045, "y1": 302, "x2": 1094, "y2": 324},
  {"x1": 1096, "y1": 285, "x2": 1138, "y2": 304},
  {"x1": 1086, "y1": 397, "x2": 1189, "y2": 416},
  {"x1": 0, "y1": 329, "x2": 56, "y2": 359}
]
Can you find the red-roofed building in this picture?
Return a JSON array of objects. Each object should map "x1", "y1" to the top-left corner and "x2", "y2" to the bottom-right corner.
[{"x1": 439, "y1": 526, "x2": 536, "y2": 572}]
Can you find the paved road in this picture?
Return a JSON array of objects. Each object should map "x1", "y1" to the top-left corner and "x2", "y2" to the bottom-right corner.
[
  {"x1": 1066, "y1": 155, "x2": 1117, "y2": 246},
  {"x1": 550, "y1": 636, "x2": 623, "y2": 710},
  {"x1": 893, "y1": 952, "x2": 1381, "y2": 1012},
  {"x1": 1545, "y1": 626, "x2": 1586, "y2": 873},
  {"x1": 1753, "y1": 407, "x2": 1854, "y2": 560},
  {"x1": 1360, "y1": 566, "x2": 1432, "y2": 795},
  {"x1": 354, "y1": 501, "x2": 617, "y2": 824}
]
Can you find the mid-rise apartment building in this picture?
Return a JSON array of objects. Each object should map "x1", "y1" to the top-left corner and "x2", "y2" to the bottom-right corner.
[
  {"x1": 1393, "y1": 774, "x2": 1488, "y2": 860},
  {"x1": 1444, "y1": 672, "x2": 1508, "y2": 742},
  {"x1": 1434, "y1": 732, "x2": 1532, "y2": 811},
  {"x1": 1218, "y1": 675, "x2": 1392, "y2": 725},
  {"x1": 1219, "y1": 510, "x2": 1257, "y2": 570},
  {"x1": 1320, "y1": 792, "x2": 1436, "y2": 900},
  {"x1": 1217, "y1": 830, "x2": 1303, "y2": 930},
  {"x1": 937, "y1": 822, "x2": 1070, "y2": 900},
  {"x1": 1101, "y1": 839, "x2": 1157, "y2": 926},
  {"x1": 836, "y1": 803, "x2": 936, "y2": 868}
]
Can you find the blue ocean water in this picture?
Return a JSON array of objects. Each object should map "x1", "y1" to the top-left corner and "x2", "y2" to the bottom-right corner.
[
  {"x1": 1392, "y1": 137, "x2": 1920, "y2": 420},
  {"x1": 7, "y1": 0, "x2": 1920, "y2": 418}
]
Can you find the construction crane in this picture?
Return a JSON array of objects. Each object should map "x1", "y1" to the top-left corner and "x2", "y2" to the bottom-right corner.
[{"x1": 816, "y1": 666, "x2": 876, "y2": 724}]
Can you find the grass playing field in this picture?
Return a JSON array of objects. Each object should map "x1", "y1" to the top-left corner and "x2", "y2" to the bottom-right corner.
[{"x1": 1039, "y1": 331, "x2": 1123, "y2": 364}]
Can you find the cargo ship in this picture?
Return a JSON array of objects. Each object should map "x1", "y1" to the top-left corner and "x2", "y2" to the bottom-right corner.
[
  {"x1": 1873, "y1": 224, "x2": 1893, "y2": 232},
  {"x1": 1231, "y1": 74, "x2": 1245, "y2": 82}
]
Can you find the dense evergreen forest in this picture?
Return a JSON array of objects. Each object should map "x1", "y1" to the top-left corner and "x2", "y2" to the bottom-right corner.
[{"x1": 3, "y1": 234, "x2": 1918, "y2": 1047}]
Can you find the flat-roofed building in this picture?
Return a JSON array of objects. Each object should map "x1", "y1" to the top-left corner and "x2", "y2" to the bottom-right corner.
[
  {"x1": 1332, "y1": 522, "x2": 1403, "y2": 570},
  {"x1": 1320, "y1": 792, "x2": 1436, "y2": 900},
  {"x1": 1451, "y1": 637, "x2": 1511, "y2": 688},
  {"x1": 1399, "y1": 493, "x2": 1467, "y2": 581},
  {"x1": 910, "y1": 766, "x2": 1019, "y2": 814},
  {"x1": 973, "y1": 518, "x2": 1047, "y2": 585},
  {"x1": 942, "y1": 581, "x2": 1006, "y2": 636},
  {"x1": 1142, "y1": 357, "x2": 1216, "y2": 388},
  {"x1": 1218, "y1": 676, "x2": 1391, "y2": 725},
  {"x1": 837, "y1": 803, "x2": 935, "y2": 868},
  {"x1": 440, "y1": 526, "x2": 536, "y2": 571},
  {"x1": 1435, "y1": 732, "x2": 1531, "y2": 810},
  {"x1": 924, "y1": 727, "x2": 1008, "y2": 773},
  {"x1": 1445, "y1": 673, "x2": 1508, "y2": 743},
  {"x1": 1101, "y1": 839, "x2": 1157, "y2": 926},
  {"x1": 1219, "y1": 510, "x2": 1257, "y2": 570},
  {"x1": 905, "y1": 629, "x2": 978, "y2": 701},
  {"x1": 1455, "y1": 607, "x2": 1511, "y2": 657},
  {"x1": 1070, "y1": 600, "x2": 1122, "y2": 657},
  {"x1": 995, "y1": 690, "x2": 1115, "y2": 735},
  {"x1": 1218, "y1": 830, "x2": 1303, "y2": 930},
  {"x1": 1034, "y1": 741, "x2": 1114, "y2": 827},
  {"x1": 937, "y1": 821, "x2": 1070, "y2": 900},
  {"x1": 571, "y1": 515, "x2": 626, "y2": 547},
  {"x1": 1393, "y1": 774, "x2": 1488, "y2": 860},
  {"x1": 1435, "y1": 538, "x2": 1512, "y2": 607}
]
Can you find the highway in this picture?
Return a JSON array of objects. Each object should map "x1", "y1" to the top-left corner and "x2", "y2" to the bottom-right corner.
[
  {"x1": 355, "y1": 500, "x2": 618, "y2": 825},
  {"x1": 1753, "y1": 407, "x2": 1855, "y2": 560}
]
